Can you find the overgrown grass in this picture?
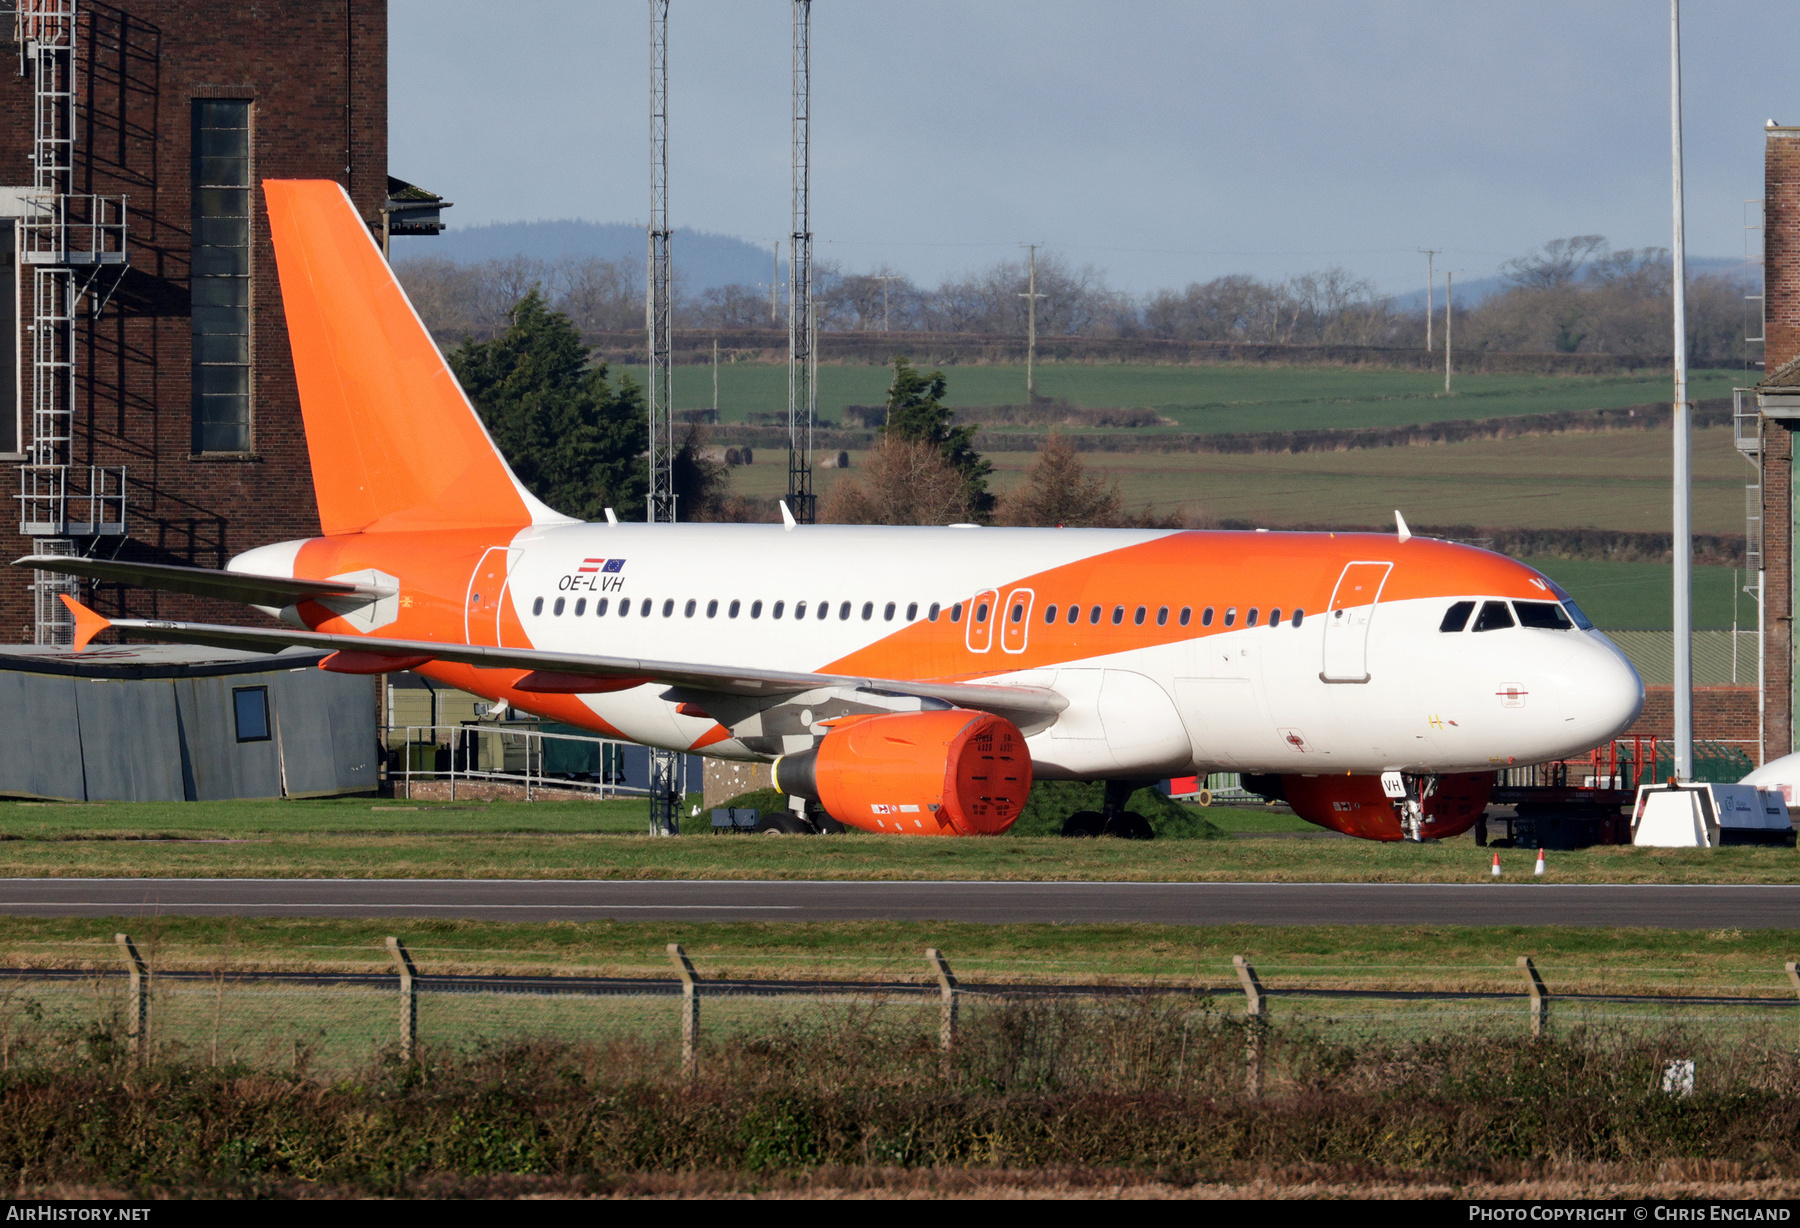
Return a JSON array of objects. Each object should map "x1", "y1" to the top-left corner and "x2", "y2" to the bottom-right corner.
[{"x1": 2, "y1": 1000, "x2": 1797, "y2": 1196}]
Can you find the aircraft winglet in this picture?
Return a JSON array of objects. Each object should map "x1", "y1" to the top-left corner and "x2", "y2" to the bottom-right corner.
[
  {"x1": 1395, "y1": 510, "x2": 1412, "y2": 543},
  {"x1": 59, "y1": 594, "x2": 111, "y2": 652}
]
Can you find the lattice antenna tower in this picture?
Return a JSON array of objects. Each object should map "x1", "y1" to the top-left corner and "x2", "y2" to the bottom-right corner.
[
  {"x1": 645, "y1": 0, "x2": 675, "y2": 525},
  {"x1": 785, "y1": 0, "x2": 815, "y2": 523}
]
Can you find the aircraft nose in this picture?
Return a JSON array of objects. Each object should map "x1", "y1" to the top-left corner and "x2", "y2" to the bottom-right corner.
[{"x1": 1560, "y1": 635, "x2": 1645, "y2": 744}]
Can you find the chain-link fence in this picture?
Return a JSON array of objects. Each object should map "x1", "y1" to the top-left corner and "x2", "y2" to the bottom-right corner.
[{"x1": 3, "y1": 940, "x2": 1798, "y2": 1093}]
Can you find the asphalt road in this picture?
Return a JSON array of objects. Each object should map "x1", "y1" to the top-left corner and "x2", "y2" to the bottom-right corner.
[{"x1": 2, "y1": 878, "x2": 1799, "y2": 927}]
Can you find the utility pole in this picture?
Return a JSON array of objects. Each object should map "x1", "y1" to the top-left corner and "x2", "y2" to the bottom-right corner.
[
  {"x1": 769, "y1": 241, "x2": 780, "y2": 324},
  {"x1": 645, "y1": 0, "x2": 679, "y2": 837},
  {"x1": 1670, "y1": 0, "x2": 1693, "y2": 778},
  {"x1": 1018, "y1": 244, "x2": 1046, "y2": 401},
  {"x1": 1444, "y1": 271, "x2": 1453, "y2": 395},
  {"x1": 712, "y1": 337, "x2": 718, "y2": 415},
  {"x1": 786, "y1": 0, "x2": 816, "y2": 523},
  {"x1": 1419, "y1": 249, "x2": 1439, "y2": 352},
  {"x1": 873, "y1": 273, "x2": 898, "y2": 332}
]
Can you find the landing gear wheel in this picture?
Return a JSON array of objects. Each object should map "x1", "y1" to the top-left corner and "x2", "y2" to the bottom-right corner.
[
  {"x1": 1106, "y1": 811, "x2": 1156, "y2": 840},
  {"x1": 1061, "y1": 810, "x2": 1106, "y2": 838},
  {"x1": 757, "y1": 813, "x2": 812, "y2": 835},
  {"x1": 812, "y1": 814, "x2": 847, "y2": 835}
]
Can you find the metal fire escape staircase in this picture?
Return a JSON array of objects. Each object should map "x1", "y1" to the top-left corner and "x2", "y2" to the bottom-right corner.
[{"x1": 15, "y1": 0, "x2": 129, "y2": 644}]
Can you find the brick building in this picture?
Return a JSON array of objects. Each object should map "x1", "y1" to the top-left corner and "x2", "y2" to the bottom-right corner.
[
  {"x1": 1756, "y1": 124, "x2": 1800, "y2": 764},
  {"x1": 0, "y1": 0, "x2": 389, "y2": 641}
]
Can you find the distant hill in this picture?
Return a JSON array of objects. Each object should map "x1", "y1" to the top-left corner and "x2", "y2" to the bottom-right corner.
[
  {"x1": 390, "y1": 220, "x2": 779, "y2": 293},
  {"x1": 1388, "y1": 256, "x2": 1759, "y2": 312}
]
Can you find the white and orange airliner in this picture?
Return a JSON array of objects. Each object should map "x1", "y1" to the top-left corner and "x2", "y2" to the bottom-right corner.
[{"x1": 25, "y1": 182, "x2": 1645, "y2": 841}]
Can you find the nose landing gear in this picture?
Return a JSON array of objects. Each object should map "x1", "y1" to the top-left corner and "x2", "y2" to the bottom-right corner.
[{"x1": 1381, "y1": 771, "x2": 1439, "y2": 842}]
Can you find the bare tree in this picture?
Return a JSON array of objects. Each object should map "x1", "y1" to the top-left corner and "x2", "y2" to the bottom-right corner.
[
  {"x1": 997, "y1": 432, "x2": 1124, "y2": 527},
  {"x1": 820, "y1": 437, "x2": 974, "y2": 526}
]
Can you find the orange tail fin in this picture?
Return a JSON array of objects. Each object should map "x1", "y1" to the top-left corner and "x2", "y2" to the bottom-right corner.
[{"x1": 262, "y1": 180, "x2": 569, "y2": 536}]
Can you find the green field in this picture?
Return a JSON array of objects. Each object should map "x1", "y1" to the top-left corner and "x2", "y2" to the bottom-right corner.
[
  {"x1": 1, "y1": 916, "x2": 1795, "y2": 997},
  {"x1": 622, "y1": 361, "x2": 1743, "y2": 435},
  {"x1": 1526, "y1": 558, "x2": 1748, "y2": 630},
  {"x1": 1, "y1": 798, "x2": 1796, "y2": 882},
  {"x1": 730, "y1": 423, "x2": 1749, "y2": 539}
]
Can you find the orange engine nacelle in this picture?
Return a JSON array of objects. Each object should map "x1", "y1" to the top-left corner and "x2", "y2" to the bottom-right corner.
[
  {"x1": 772, "y1": 709, "x2": 1031, "y2": 836},
  {"x1": 1269, "y1": 772, "x2": 1495, "y2": 841}
]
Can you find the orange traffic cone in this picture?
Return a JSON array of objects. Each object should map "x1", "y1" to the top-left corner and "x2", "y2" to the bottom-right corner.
[
  {"x1": 1535, "y1": 847, "x2": 1546, "y2": 876},
  {"x1": 1491, "y1": 852, "x2": 1502, "y2": 878}
]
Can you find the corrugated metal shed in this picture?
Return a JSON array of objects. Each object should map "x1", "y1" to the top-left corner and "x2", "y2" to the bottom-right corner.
[{"x1": 0, "y1": 645, "x2": 376, "y2": 801}]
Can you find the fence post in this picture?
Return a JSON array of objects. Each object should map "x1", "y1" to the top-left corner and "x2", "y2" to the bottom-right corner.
[
  {"x1": 1233, "y1": 955, "x2": 1265, "y2": 1096},
  {"x1": 925, "y1": 947, "x2": 958, "y2": 1077},
  {"x1": 1518, "y1": 955, "x2": 1548, "y2": 1037},
  {"x1": 114, "y1": 933, "x2": 147, "y2": 1068},
  {"x1": 1786, "y1": 961, "x2": 1800, "y2": 998},
  {"x1": 668, "y1": 943, "x2": 699, "y2": 1079},
  {"x1": 387, "y1": 936, "x2": 417, "y2": 1062}
]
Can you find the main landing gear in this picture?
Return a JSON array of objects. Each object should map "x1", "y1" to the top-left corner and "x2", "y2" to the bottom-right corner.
[
  {"x1": 755, "y1": 798, "x2": 846, "y2": 835},
  {"x1": 1061, "y1": 779, "x2": 1157, "y2": 840}
]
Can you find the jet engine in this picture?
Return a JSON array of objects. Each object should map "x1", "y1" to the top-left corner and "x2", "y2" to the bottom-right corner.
[
  {"x1": 772, "y1": 709, "x2": 1031, "y2": 836},
  {"x1": 1242, "y1": 772, "x2": 1495, "y2": 841}
]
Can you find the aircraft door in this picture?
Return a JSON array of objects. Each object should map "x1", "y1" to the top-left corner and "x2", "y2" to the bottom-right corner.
[
  {"x1": 1000, "y1": 587, "x2": 1035, "y2": 654},
  {"x1": 465, "y1": 546, "x2": 522, "y2": 647},
  {"x1": 965, "y1": 588, "x2": 999, "y2": 653},
  {"x1": 1321, "y1": 561, "x2": 1392, "y2": 683}
]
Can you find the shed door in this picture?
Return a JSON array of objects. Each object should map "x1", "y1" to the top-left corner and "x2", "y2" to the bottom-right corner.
[{"x1": 1321, "y1": 561, "x2": 1392, "y2": 683}]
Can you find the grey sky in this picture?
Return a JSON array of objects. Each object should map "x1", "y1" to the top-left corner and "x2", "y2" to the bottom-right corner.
[{"x1": 389, "y1": 1, "x2": 1781, "y2": 295}]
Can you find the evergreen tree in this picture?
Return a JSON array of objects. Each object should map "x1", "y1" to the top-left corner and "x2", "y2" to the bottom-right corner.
[
  {"x1": 448, "y1": 290, "x2": 647, "y2": 522},
  {"x1": 880, "y1": 355, "x2": 994, "y2": 519}
]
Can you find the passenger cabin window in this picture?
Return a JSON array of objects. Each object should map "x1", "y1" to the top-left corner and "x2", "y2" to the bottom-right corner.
[
  {"x1": 906, "y1": 602, "x2": 918, "y2": 621},
  {"x1": 1067, "y1": 605, "x2": 1079, "y2": 624},
  {"x1": 794, "y1": 601, "x2": 805, "y2": 618},
  {"x1": 1440, "y1": 601, "x2": 1475, "y2": 632},
  {"x1": 596, "y1": 598, "x2": 609, "y2": 616},
  {"x1": 684, "y1": 599, "x2": 697, "y2": 618},
  {"x1": 663, "y1": 599, "x2": 675, "y2": 618},
  {"x1": 1157, "y1": 606, "x2": 1168, "y2": 626},
  {"x1": 1223, "y1": 607, "x2": 1237, "y2": 627},
  {"x1": 861, "y1": 601, "x2": 874, "y2": 620},
  {"x1": 1111, "y1": 606, "x2": 1124, "y2": 625},
  {"x1": 1514, "y1": 600, "x2": 1574, "y2": 630},
  {"x1": 951, "y1": 603, "x2": 963, "y2": 622},
  {"x1": 1179, "y1": 607, "x2": 1191, "y2": 626},
  {"x1": 1011, "y1": 602, "x2": 1024, "y2": 623},
  {"x1": 1133, "y1": 606, "x2": 1146, "y2": 625},
  {"x1": 838, "y1": 601, "x2": 851, "y2": 620},
  {"x1": 1291, "y1": 609, "x2": 1304, "y2": 627},
  {"x1": 750, "y1": 600, "x2": 762, "y2": 618},
  {"x1": 552, "y1": 597, "x2": 565, "y2": 616},
  {"x1": 727, "y1": 600, "x2": 739, "y2": 618},
  {"x1": 575, "y1": 598, "x2": 586, "y2": 616},
  {"x1": 775, "y1": 601, "x2": 787, "y2": 619},
  {"x1": 1201, "y1": 607, "x2": 1213, "y2": 626},
  {"x1": 1089, "y1": 605, "x2": 1101, "y2": 625},
  {"x1": 884, "y1": 602, "x2": 896, "y2": 621},
  {"x1": 974, "y1": 601, "x2": 989, "y2": 623},
  {"x1": 1246, "y1": 608, "x2": 1259, "y2": 627},
  {"x1": 1472, "y1": 600, "x2": 1515, "y2": 632},
  {"x1": 640, "y1": 599, "x2": 652, "y2": 616},
  {"x1": 532, "y1": 597, "x2": 544, "y2": 616},
  {"x1": 1044, "y1": 604, "x2": 1058, "y2": 624},
  {"x1": 619, "y1": 600, "x2": 630, "y2": 617},
  {"x1": 928, "y1": 603, "x2": 940, "y2": 621}
]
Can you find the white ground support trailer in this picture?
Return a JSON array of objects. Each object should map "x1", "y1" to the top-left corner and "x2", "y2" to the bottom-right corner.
[{"x1": 1631, "y1": 782, "x2": 1795, "y2": 848}]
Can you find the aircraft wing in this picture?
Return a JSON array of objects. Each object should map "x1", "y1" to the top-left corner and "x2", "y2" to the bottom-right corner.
[
  {"x1": 91, "y1": 612, "x2": 1069, "y2": 721},
  {"x1": 15, "y1": 555, "x2": 393, "y2": 608}
]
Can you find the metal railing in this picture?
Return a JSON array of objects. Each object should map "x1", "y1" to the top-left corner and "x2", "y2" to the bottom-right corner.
[{"x1": 388, "y1": 722, "x2": 646, "y2": 802}]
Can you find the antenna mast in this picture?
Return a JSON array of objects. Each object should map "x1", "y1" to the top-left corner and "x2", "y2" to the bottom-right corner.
[
  {"x1": 646, "y1": 0, "x2": 675, "y2": 525},
  {"x1": 786, "y1": 0, "x2": 816, "y2": 523}
]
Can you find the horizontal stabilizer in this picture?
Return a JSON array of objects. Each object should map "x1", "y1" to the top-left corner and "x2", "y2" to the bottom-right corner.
[
  {"x1": 14, "y1": 556, "x2": 394, "y2": 610},
  {"x1": 103, "y1": 616, "x2": 1069, "y2": 724}
]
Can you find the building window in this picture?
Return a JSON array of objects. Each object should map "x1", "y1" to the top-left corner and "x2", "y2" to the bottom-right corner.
[
  {"x1": 191, "y1": 100, "x2": 252, "y2": 453},
  {"x1": 232, "y1": 686, "x2": 271, "y2": 743},
  {"x1": 0, "y1": 220, "x2": 14, "y2": 455}
]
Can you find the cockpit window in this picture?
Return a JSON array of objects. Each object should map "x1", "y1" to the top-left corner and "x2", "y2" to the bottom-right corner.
[
  {"x1": 1562, "y1": 600, "x2": 1594, "y2": 631},
  {"x1": 1439, "y1": 601, "x2": 1474, "y2": 632},
  {"x1": 1472, "y1": 600, "x2": 1515, "y2": 632},
  {"x1": 1514, "y1": 600, "x2": 1574, "y2": 630}
]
